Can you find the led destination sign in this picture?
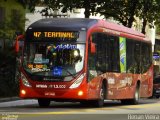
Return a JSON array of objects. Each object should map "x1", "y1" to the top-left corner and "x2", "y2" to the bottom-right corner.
[{"x1": 33, "y1": 32, "x2": 79, "y2": 39}]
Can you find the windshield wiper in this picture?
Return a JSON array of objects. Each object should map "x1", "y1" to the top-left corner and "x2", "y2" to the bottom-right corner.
[{"x1": 60, "y1": 66, "x2": 76, "y2": 78}]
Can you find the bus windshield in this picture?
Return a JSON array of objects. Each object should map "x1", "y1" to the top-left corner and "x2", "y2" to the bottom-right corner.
[{"x1": 23, "y1": 42, "x2": 85, "y2": 79}]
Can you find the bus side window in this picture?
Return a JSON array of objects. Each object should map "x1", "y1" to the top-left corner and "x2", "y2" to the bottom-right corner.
[
  {"x1": 134, "y1": 42, "x2": 141, "y2": 74},
  {"x1": 127, "y1": 40, "x2": 135, "y2": 73},
  {"x1": 127, "y1": 40, "x2": 141, "y2": 74},
  {"x1": 88, "y1": 33, "x2": 98, "y2": 81},
  {"x1": 90, "y1": 33, "x2": 120, "y2": 73},
  {"x1": 141, "y1": 42, "x2": 152, "y2": 73},
  {"x1": 107, "y1": 35, "x2": 120, "y2": 72},
  {"x1": 95, "y1": 33, "x2": 107, "y2": 73}
]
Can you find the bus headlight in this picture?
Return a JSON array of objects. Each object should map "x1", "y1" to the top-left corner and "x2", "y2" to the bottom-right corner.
[
  {"x1": 21, "y1": 89, "x2": 26, "y2": 95},
  {"x1": 21, "y1": 73, "x2": 32, "y2": 87},
  {"x1": 69, "y1": 73, "x2": 85, "y2": 89}
]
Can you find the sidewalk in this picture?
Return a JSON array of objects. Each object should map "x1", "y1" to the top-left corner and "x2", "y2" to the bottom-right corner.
[{"x1": 0, "y1": 97, "x2": 20, "y2": 102}]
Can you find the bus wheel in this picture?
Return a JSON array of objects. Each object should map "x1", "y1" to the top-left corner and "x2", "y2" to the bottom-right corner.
[
  {"x1": 38, "y1": 99, "x2": 50, "y2": 107},
  {"x1": 92, "y1": 83, "x2": 105, "y2": 107},
  {"x1": 131, "y1": 84, "x2": 140, "y2": 104},
  {"x1": 121, "y1": 84, "x2": 140, "y2": 105}
]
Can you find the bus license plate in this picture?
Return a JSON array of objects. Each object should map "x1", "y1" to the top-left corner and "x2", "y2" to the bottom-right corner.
[{"x1": 45, "y1": 92, "x2": 55, "y2": 96}]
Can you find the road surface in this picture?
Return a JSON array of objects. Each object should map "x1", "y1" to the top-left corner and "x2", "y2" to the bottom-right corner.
[{"x1": 0, "y1": 98, "x2": 160, "y2": 120}]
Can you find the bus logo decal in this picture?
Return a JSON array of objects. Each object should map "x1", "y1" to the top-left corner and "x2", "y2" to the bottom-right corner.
[
  {"x1": 56, "y1": 44, "x2": 77, "y2": 50},
  {"x1": 53, "y1": 66, "x2": 62, "y2": 76}
]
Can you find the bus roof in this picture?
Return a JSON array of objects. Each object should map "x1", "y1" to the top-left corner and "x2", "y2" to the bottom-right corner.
[
  {"x1": 27, "y1": 18, "x2": 98, "y2": 31},
  {"x1": 102, "y1": 20, "x2": 145, "y2": 38},
  {"x1": 27, "y1": 18, "x2": 146, "y2": 39}
]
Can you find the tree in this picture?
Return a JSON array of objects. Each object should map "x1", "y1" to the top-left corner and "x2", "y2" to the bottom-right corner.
[
  {"x1": 61, "y1": 0, "x2": 104, "y2": 18},
  {"x1": 138, "y1": 0, "x2": 160, "y2": 34},
  {"x1": 98, "y1": 0, "x2": 139, "y2": 28},
  {"x1": 18, "y1": 0, "x2": 160, "y2": 34},
  {"x1": 18, "y1": 0, "x2": 104, "y2": 18},
  {"x1": 98, "y1": 0, "x2": 160, "y2": 34},
  {"x1": 0, "y1": 10, "x2": 25, "y2": 46}
]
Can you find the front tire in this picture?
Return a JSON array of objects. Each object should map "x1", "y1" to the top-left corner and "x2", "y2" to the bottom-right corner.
[
  {"x1": 38, "y1": 99, "x2": 50, "y2": 107},
  {"x1": 92, "y1": 83, "x2": 105, "y2": 107}
]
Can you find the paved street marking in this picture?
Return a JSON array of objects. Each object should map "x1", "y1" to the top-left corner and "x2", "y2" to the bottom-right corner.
[{"x1": 0, "y1": 101, "x2": 160, "y2": 117}]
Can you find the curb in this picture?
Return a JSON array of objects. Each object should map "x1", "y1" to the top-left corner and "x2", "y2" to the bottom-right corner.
[{"x1": 0, "y1": 97, "x2": 20, "y2": 102}]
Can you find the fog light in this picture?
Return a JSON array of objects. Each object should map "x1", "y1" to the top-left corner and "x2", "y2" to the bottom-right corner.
[
  {"x1": 78, "y1": 90, "x2": 83, "y2": 96},
  {"x1": 21, "y1": 90, "x2": 26, "y2": 95}
]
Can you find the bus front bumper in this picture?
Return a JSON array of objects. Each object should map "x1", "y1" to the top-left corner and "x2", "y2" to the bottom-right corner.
[{"x1": 19, "y1": 84, "x2": 88, "y2": 101}]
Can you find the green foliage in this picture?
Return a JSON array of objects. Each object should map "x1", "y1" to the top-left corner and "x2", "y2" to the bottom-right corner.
[
  {"x1": 0, "y1": 50, "x2": 18, "y2": 97},
  {"x1": 0, "y1": 12, "x2": 25, "y2": 41},
  {"x1": 137, "y1": 0, "x2": 160, "y2": 33},
  {"x1": 0, "y1": 0, "x2": 25, "y2": 41},
  {"x1": 18, "y1": 0, "x2": 160, "y2": 34},
  {"x1": 98, "y1": 0, "x2": 160, "y2": 34},
  {"x1": 98, "y1": 0, "x2": 139, "y2": 27},
  {"x1": 0, "y1": 0, "x2": 25, "y2": 97},
  {"x1": 60, "y1": 0, "x2": 103, "y2": 18},
  {"x1": 18, "y1": 0, "x2": 104, "y2": 18}
]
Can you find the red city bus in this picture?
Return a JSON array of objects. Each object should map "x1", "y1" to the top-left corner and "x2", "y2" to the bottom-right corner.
[{"x1": 15, "y1": 18, "x2": 153, "y2": 107}]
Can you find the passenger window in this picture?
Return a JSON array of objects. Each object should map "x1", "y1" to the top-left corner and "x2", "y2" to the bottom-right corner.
[{"x1": 88, "y1": 32, "x2": 120, "y2": 75}]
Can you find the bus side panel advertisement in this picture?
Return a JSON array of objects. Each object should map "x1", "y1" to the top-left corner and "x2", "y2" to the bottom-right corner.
[{"x1": 119, "y1": 37, "x2": 126, "y2": 73}]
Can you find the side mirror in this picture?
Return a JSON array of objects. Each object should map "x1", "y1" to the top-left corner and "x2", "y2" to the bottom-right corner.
[
  {"x1": 91, "y1": 42, "x2": 96, "y2": 54},
  {"x1": 15, "y1": 35, "x2": 24, "y2": 53}
]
